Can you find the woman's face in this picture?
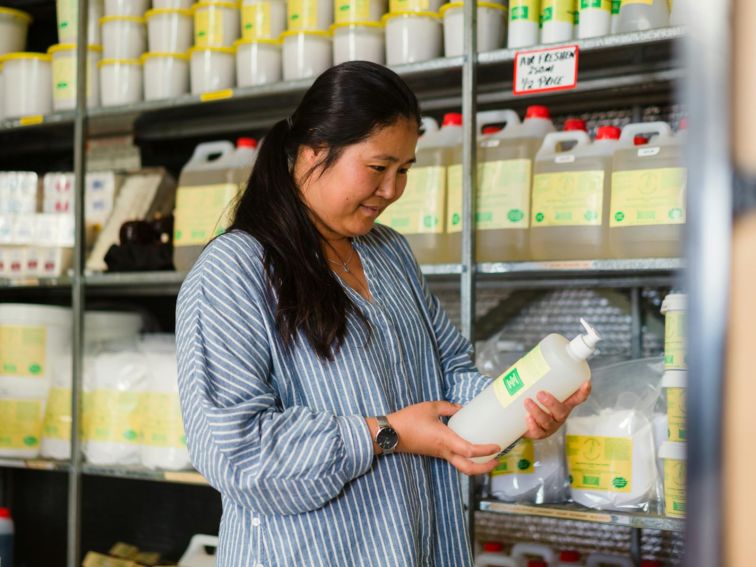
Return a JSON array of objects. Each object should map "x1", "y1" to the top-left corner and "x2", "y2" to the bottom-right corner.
[{"x1": 296, "y1": 117, "x2": 419, "y2": 239}]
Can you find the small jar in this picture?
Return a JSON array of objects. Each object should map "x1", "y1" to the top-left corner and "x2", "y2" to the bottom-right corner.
[
  {"x1": 330, "y1": 22, "x2": 384, "y2": 65},
  {"x1": 189, "y1": 46, "x2": 236, "y2": 95},
  {"x1": 234, "y1": 38, "x2": 282, "y2": 87},
  {"x1": 281, "y1": 30, "x2": 332, "y2": 81},
  {"x1": 99, "y1": 58, "x2": 143, "y2": 106},
  {"x1": 141, "y1": 52, "x2": 190, "y2": 101}
]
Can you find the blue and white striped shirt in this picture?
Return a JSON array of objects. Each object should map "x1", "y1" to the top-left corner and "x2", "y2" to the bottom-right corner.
[{"x1": 176, "y1": 224, "x2": 491, "y2": 566}]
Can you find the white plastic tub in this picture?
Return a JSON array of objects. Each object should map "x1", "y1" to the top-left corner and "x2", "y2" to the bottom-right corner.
[
  {"x1": 331, "y1": 22, "x2": 384, "y2": 65},
  {"x1": 154, "y1": 0, "x2": 193, "y2": 9},
  {"x1": 334, "y1": 0, "x2": 387, "y2": 23},
  {"x1": 146, "y1": 8, "x2": 193, "y2": 53},
  {"x1": 286, "y1": 0, "x2": 334, "y2": 31},
  {"x1": 234, "y1": 38, "x2": 282, "y2": 86},
  {"x1": 48, "y1": 43, "x2": 102, "y2": 111},
  {"x1": 105, "y1": 0, "x2": 150, "y2": 17},
  {"x1": 190, "y1": 46, "x2": 236, "y2": 94},
  {"x1": 241, "y1": 0, "x2": 287, "y2": 40},
  {"x1": 56, "y1": 0, "x2": 104, "y2": 44},
  {"x1": 0, "y1": 7, "x2": 32, "y2": 55},
  {"x1": 383, "y1": 12, "x2": 441, "y2": 65},
  {"x1": 99, "y1": 59, "x2": 143, "y2": 106},
  {"x1": 142, "y1": 52, "x2": 190, "y2": 100},
  {"x1": 193, "y1": 2, "x2": 240, "y2": 47},
  {"x1": 100, "y1": 16, "x2": 147, "y2": 60},
  {"x1": 2, "y1": 53, "x2": 53, "y2": 119},
  {"x1": 390, "y1": 0, "x2": 443, "y2": 12},
  {"x1": 281, "y1": 30, "x2": 332, "y2": 81},
  {"x1": 441, "y1": 2, "x2": 505, "y2": 57}
]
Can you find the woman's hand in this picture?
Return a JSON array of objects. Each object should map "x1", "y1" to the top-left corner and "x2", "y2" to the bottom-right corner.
[
  {"x1": 370, "y1": 402, "x2": 500, "y2": 476},
  {"x1": 523, "y1": 381, "x2": 592, "y2": 440}
]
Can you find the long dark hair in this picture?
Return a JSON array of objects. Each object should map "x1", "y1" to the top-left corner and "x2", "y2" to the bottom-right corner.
[{"x1": 229, "y1": 61, "x2": 421, "y2": 360}]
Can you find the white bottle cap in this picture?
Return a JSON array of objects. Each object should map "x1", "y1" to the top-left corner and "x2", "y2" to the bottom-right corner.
[{"x1": 567, "y1": 318, "x2": 602, "y2": 360}]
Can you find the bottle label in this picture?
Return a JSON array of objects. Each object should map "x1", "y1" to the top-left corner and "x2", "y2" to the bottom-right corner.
[
  {"x1": 380, "y1": 166, "x2": 445, "y2": 235},
  {"x1": 566, "y1": 435, "x2": 633, "y2": 492},
  {"x1": 0, "y1": 325, "x2": 47, "y2": 377},
  {"x1": 491, "y1": 438, "x2": 535, "y2": 476},
  {"x1": 610, "y1": 167, "x2": 686, "y2": 227},
  {"x1": 611, "y1": 0, "x2": 621, "y2": 14},
  {"x1": 492, "y1": 344, "x2": 551, "y2": 409},
  {"x1": 141, "y1": 393, "x2": 187, "y2": 448},
  {"x1": 335, "y1": 0, "x2": 371, "y2": 23},
  {"x1": 531, "y1": 170, "x2": 605, "y2": 227},
  {"x1": 0, "y1": 399, "x2": 44, "y2": 449},
  {"x1": 194, "y1": 7, "x2": 226, "y2": 46},
  {"x1": 53, "y1": 57, "x2": 93, "y2": 103},
  {"x1": 242, "y1": 3, "x2": 272, "y2": 40},
  {"x1": 288, "y1": 0, "x2": 319, "y2": 30},
  {"x1": 579, "y1": 0, "x2": 612, "y2": 11},
  {"x1": 446, "y1": 160, "x2": 532, "y2": 234},
  {"x1": 43, "y1": 387, "x2": 72, "y2": 441},
  {"x1": 542, "y1": 0, "x2": 578, "y2": 24},
  {"x1": 174, "y1": 183, "x2": 239, "y2": 247},
  {"x1": 83, "y1": 390, "x2": 142, "y2": 444},
  {"x1": 664, "y1": 310, "x2": 686, "y2": 369},
  {"x1": 663, "y1": 458, "x2": 686, "y2": 517},
  {"x1": 510, "y1": 0, "x2": 540, "y2": 23},
  {"x1": 57, "y1": 0, "x2": 76, "y2": 33},
  {"x1": 390, "y1": 0, "x2": 430, "y2": 11},
  {"x1": 666, "y1": 387, "x2": 686, "y2": 442},
  {"x1": 621, "y1": 0, "x2": 654, "y2": 5}
]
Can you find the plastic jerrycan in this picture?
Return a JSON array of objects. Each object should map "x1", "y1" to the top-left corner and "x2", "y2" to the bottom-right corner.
[
  {"x1": 173, "y1": 140, "x2": 248, "y2": 272},
  {"x1": 616, "y1": 0, "x2": 669, "y2": 32},
  {"x1": 511, "y1": 543, "x2": 557, "y2": 565},
  {"x1": 449, "y1": 318, "x2": 601, "y2": 463},
  {"x1": 475, "y1": 541, "x2": 523, "y2": 567},
  {"x1": 585, "y1": 552, "x2": 634, "y2": 567},
  {"x1": 608, "y1": 122, "x2": 685, "y2": 259},
  {"x1": 530, "y1": 129, "x2": 611, "y2": 261}
]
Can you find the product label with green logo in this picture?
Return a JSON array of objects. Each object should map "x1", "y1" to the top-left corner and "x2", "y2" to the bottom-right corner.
[
  {"x1": 491, "y1": 438, "x2": 535, "y2": 476},
  {"x1": 83, "y1": 390, "x2": 142, "y2": 444},
  {"x1": 542, "y1": 0, "x2": 578, "y2": 23},
  {"x1": 610, "y1": 167, "x2": 686, "y2": 227},
  {"x1": 43, "y1": 387, "x2": 72, "y2": 441},
  {"x1": 531, "y1": 170, "x2": 604, "y2": 227},
  {"x1": 580, "y1": 0, "x2": 611, "y2": 10},
  {"x1": 335, "y1": 0, "x2": 371, "y2": 22},
  {"x1": 663, "y1": 457, "x2": 686, "y2": 517},
  {"x1": 567, "y1": 435, "x2": 633, "y2": 493},
  {"x1": 52, "y1": 56, "x2": 93, "y2": 103},
  {"x1": 621, "y1": 0, "x2": 653, "y2": 5},
  {"x1": 174, "y1": 183, "x2": 240, "y2": 247},
  {"x1": 380, "y1": 166, "x2": 445, "y2": 235},
  {"x1": 611, "y1": 0, "x2": 621, "y2": 13},
  {"x1": 510, "y1": 0, "x2": 540, "y2": 22},
  {"x1": 664, "y1": 310, "x2": 686, "y2": 369},
  {"x1": 288, "y1": 0, "x2": 321, "y2": 28},
  {"x1": 0, "y1": 325, "x2": 47, "y2": 378},
  {"x1": 390, "y1": 0, "x2": 430, "y2": 10},
  {"x1": 141, "y1": 393, "x2": 187, "y2": 448},
  {"x1": 666, "y1": 387, "x2": 686, "y2": 442},
  {"x1": 194, "y1": 8, "x2": 226, "y2": 46},
  {"x1": 242, "y1": 3, "x2": 272, "y2": 39},
  {"x1": 0, "y1": 399, "x2": 44, "y2": 450},
  {"x1": 492, "y1": 345, "x2": 551, "y2": 409}
]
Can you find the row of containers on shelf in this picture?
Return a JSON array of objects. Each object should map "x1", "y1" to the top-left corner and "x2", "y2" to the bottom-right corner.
[
  {"x1": 477, "y1": 292, "x2": 687, "y2": 519},
  {"x1": 0, "y1": 0, "x2": 686, "y2": 118},
  {"x1": 0, "y1": 304, "x2": 191, "y2": 471},
  {"x1": 474, "y1": 542, "x2": 663, "y2": 567}
]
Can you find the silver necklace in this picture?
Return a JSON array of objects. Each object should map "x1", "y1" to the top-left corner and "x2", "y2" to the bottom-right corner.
[{"x1": 326, "y1": 244, "x2": 355, "y2": 273}]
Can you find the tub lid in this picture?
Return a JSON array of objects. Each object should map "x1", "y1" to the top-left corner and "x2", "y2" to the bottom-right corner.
[
  {"x1": 440, "y1": 1, "x2": 507, "y2": 16},
  {"x1": 661, "y1": 369, "x2": 687, "y2": 388},
  {"x1": 279, "y1": 29, "x2": 332, "y2": 40},
  {"x1": 381, "y1": 11, "x2": 442, "y2": 22},
  {"x1": 97, "y1": 58, "x2": 143, "y2": 67},
  {"x1": 48, "y1": 43, "x2": 103, "y2": 55},
  {"x1": 141, "y1": 51, "x2": 191, "y2": 62},
  {"x1": 0, "y1": 6, "x2": 33, "y2": 24},
  {"x1": 189, "y1": 45, "x2": 236, "y2": 55},
  {"x1": 659, "y1": 441, "x2": 686, "y2": 461},
  {"x1": 233, "y1": 38, "x2": 282, "y2": 47},
  {"x1": 99, "y1": 15, "x2": 146, "y2": 24},
  {"x1": 146, "y1": 7, "x2": 193, "y2": 18},
  {"x1": 192, "y1": 1, "x2": 240, "y2": 11},
  {"x1": 329, "y1": 21, "x2": 384, "y2": 32},
  {"x1": 660, "y1": 293, "x2": 687, "y2": 314},
  {"x1": 0, "y1": 303, "x2": 71, "y2": 326},
  {"x1": 2, "y1": 52, "x2": 52, "y2": 62}
]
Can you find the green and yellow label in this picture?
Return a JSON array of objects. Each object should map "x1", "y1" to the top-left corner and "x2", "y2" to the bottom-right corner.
[
  {"x1": 335, "y1": 0, "x2": 371, "y2": 22},
  {"x1": 380, "y1": 166, "x2": 446, "y2": 235},
  {"x1": 83, "y1": 390, "x2": 142, "y2": 444},
  {"x1": 492, "y1": 345, "x2": 550, "y2": 409},
  {"x1": 567, "y1": 435, "x2": 633, "y2": 492},
  {"x1": 667, "y1": 387, "x2": 686, "y2": 442},
  {"x1": 580, "y1": 0, "x2": 611, "y2": 10},
  {"x1": 141, "y1": 393, "x2": 187, "y2": 449},
  {"x1": 510, "y1": 0, "x2": 540, "y2": 22},
  {"x1": 663, "y1": 458, "x2": 686, "y2": 517},
  {"x1": 43, "y1": 387, "x2": 72, "y2": 441},
  {"x1": 491, "y1": 438, "x2": 535, "y2": 476},
  {"x1": 542, "y1": 0, "x2": 578, "y2": 23},
  {"x1": 390, "y1": 0, "x2": 430, "y2": 11},
  {"x1": 242, "y1": 3, "x2": 272, "y2": 39},
  {"x1": 664, "y1": 310, "x2": 687, "y2": 369},
  {"x1": 195, "y1": 7, "x2": 226, "y2": 46},
  {"x1": 0, "y1": 399, "x2": 44, "y2": 450},
  {"x1": 288, "y1": 0, "x2": 319, "y2": 30},
  {"x1": 531, "y1": 170, "x2": 605, "y2": 227},
  {"x1": 610, "y1": 167, "x2": 686, "y2": 227},
  {"x1": 0, "y1": 325, "x2": 47, "y2": 378},
  {"x1": 174, "y1": 183, "x2": 240, "y2": 247}
]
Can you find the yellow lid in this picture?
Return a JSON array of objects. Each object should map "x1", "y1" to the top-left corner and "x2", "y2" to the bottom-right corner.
[
  {"x1": 329, "y1": 21, "x2": 384, "y2": 32},
  {"x1": 0, "y1": 7, "x2": 33, "y2": 24},
  {"x1": 233, "y1": 38, "x2": 282, "y2": 47},
  {"x1": 381, "y1": 11, "x2": 441, "y2": 21},
  {"x1": 192, "y1": 1, "x2": 239, "y2": 12},
  {"x1": 439, "y1": 1, "x2": 506, "y2": 15},
  {"x1": 279, "y1": 29, "x2": 332, "y2": 40},
  {"x1": 97, "y1": 58, "x2": 142, "y2": 67},
  {"x1": 189, "y1": 45, "x2": 236, "y2": 55},
  {"x1": 48, "y1": 43, "x2": 103, "y2": 55},
  {"x1": 2, "y1": 52, "x2": 52, "y2": 62},
  {"x1": 140, "y1": 51, "x2": 191, "y2": 62},
  {"x1": 99, "y1": 15, "x2": 146, "y2": 24},
  {"x1": 145, "y1": 7, "x2": 193, "y2": 18}
]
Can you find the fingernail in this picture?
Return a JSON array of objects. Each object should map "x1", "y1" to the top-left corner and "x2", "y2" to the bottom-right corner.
[{"x1": 537, "y1": 391, "x2": 548, "y2": 402}]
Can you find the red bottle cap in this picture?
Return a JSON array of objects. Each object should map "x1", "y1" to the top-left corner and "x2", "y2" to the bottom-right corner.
[
  {"x1": 596, "y1": 125, "x2": 621, "y2": 140},
  {"x1": 442, "y1": 113, "x2": 463, "y2": 126},
  {"x1": 525, "y1": 105, "x2": 550, "y2": 119},
  {"x1": 640, "y1": 561, "x2": 663, "y2": 567},
  {"x1": 0, "y1": 507, "x2": 10, "y2": 519},
  {"x1": 560, "y1": 550, "x2": 583, "y2": 562},
  {"x1": 237, "y1": 137, "x2": 257, "y2": 149},
  {"x1": 482, "y1": 541, "x2": 504, "y2": 553},
  {"x1": 563, "y1": 118, "x2": 587, "y2": 132},
  {"x1": 482, "y1": 126, "x2": 503, "y2": 135},
  {"x1": 634, "y1": 135, "x2": 650, "y2": 146},
  {"x1": 528, "y1": 561, "x2": 548, "y2": 567}
]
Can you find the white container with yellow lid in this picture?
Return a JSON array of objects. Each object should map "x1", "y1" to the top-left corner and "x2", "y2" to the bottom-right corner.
[
  {"x1": 440, "y1": 2, "x2": 505, "y2": 57},
  {"x1": 98, "y1": 58, "x2": 143, "y2": 106},
  {"x1": 2, "y1": 53, "x2": 52, "y2": 119},
  {"x1": 330, "y1": 22, "x2": 384, "y2": 65},
  {"x1": 0, "y1": 7, "x2": 32, "y2": 55},
  {"x1": 48, "y1": 44, "x2": 102, "y2": 111},
  {"x1": 146, "y1": 8, "x2": 194, "y2": 53},
  {"x1": 382, "y1": 11, "x2": 441, "y2": 66},
  {"x1": 100, "y1": 15, "x2": 147, "y2": 60},
  {"x1": 193, "y1": 2, "x2": 241, "y2": 48},
  {"x1": 142, "y1": 52, "x2": 190, "y2": 101},
  {"x1": 190, "y1": 45, "x2": 236, "y2": 95},
  {"x1": 281, "y1": 29, "x2": 332, "y2": 81},
  {"x1": 234, "y1": 38, "x2": 282, "y2": 87}
]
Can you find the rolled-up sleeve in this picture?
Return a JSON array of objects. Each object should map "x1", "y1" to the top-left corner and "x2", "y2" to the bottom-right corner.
[{"x1": 176, "y1": 237, "x2": 374, "y2": 516}]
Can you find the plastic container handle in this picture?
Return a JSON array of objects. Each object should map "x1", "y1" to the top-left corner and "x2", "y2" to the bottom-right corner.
[
  {"x1": 618, "y1": 121, "x2": 673, "y2": 145},
  {"x1": 179, "y1": 534, "x2": 219, "y2": 564},
  {"x1": 477, "y1": 109, "x2": 521, "y2": 133},
  {"x1": 538, "y1": 130, "x2": 591, "y2": 154},
  {"x1": 511, "y1": 542, "x2": 558, "y2": 563},
  {"x1": 420, "y1": 116, "x2": 440, "y2": 135},
  {"x1": 188, "y1": 141, "x2": 235, "y2": 165}
]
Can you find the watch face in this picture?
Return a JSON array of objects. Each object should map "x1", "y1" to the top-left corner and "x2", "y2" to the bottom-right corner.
[{"x1": 376, "y1": 427, "x2": 398, "y2": 451}]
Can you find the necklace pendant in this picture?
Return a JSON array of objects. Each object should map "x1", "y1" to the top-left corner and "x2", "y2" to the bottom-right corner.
[{"x1": 343, "y1": 265, "x2": 351, "y2": 273}]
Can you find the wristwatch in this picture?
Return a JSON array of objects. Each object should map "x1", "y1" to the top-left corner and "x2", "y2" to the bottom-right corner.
[{"x1": 375, "y1": 416, "x2": 399, "y2": 455}]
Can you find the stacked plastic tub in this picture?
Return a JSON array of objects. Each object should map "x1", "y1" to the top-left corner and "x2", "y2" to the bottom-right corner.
[
  {"x1": 330, "y1": 0, "x2": 387, "y2": 65},
  {"x1": 383, "y1": 0, "x2": 442, "y2": 65},
  {"x1": 144, "y1": 0, "x2": 194, "y2": 100},
  {"x1": 235, "y1": 0, "x2": 285, "y2": 86},
  {"x1": 190, "y1": 0, "x2": 240, "y2": 94},
  {"x1": 440, "y1": 0, "x2": 505, "y2": 57},
  {"x1": 281, "y1": 0, "x2": 333, "y2": 80}
]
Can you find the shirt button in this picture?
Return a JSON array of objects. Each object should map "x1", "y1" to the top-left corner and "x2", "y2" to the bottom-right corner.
[{"x1": 251, "y1": 517, "x2": 261, "y2": 527}]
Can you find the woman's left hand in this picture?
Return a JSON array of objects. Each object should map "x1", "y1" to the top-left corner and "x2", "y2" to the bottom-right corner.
[{"x1": 523, "y1": 381, "x2": 592, "y2": 440}]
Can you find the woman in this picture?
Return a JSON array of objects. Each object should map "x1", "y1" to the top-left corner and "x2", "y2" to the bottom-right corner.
[{"x1": 176, "y1": 61, "x2": 590, "y2": 566}]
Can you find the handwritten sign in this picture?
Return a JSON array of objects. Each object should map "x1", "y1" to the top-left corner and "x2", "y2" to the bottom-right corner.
[{"x1": 514, "y1": 45, "x2": 579, "y2": 95}]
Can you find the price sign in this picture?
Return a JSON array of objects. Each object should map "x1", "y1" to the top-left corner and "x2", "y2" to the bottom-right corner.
[{"x1": 514, "y1": 45, "x2": 579, "y2": 95}]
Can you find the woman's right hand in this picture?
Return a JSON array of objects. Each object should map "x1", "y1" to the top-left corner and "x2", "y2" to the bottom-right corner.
[{"x1": 382, "y1": 401, "x2": 501, "y2": 476}]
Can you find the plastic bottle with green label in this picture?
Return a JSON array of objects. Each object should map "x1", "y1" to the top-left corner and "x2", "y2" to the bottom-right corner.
[
  {"x1": 578, "y1": 0, "x2": 611, "y2": 39},
  {"x1": 608, "y1": 122, "x2": 685, "y2": 258},
  {"x1": 616, "y1": 0, "x2": 669, "y2": 32},
  {"x1": 540, "y1": 0, "x2": 575, "y2": 44},
  {"x1": 448, "y1": 318, "x2": 601, "y2": 464},
  {"x1": 508, "y1": 0, "x2": 541, "y2": 48},
  {"x1": 610, "y1": 0, "x2": 621, "y2": 32},
  {"x1": 530, "y1": 125, "x2": 620, "y2": 260}
]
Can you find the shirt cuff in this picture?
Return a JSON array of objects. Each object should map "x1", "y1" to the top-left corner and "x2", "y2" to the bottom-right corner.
[{"x1": 336, "y1": 414, "x2": 375, "y2": 481}]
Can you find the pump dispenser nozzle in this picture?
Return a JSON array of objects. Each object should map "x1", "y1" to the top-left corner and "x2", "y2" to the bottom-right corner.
[{"x1": 567, "y1": 318, "x2": 602, "y2": 360}]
